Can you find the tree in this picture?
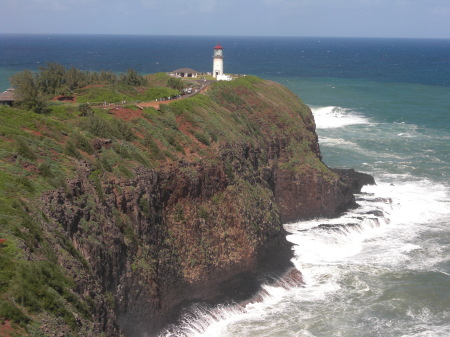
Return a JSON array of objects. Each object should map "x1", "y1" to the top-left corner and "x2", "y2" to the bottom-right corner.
[
  {"x1": 66, "y1": 67, "x2": 87, "y2": 92},
  {"x1": 37, "y1": 63, "x2": 66, "y2": 95},
  {"x1": 120, "y1": 69, "x2": 148, "y2": 86},
  {"x1": 10, "y1": 70, "x2": 48, "y2": 114},
  {"x1": 88, "y1": 72, "x2": 100, "y2": 84},
  {"x1": 168, "y1": 77, "x2": 184, "y2": 90},
  {"x1": 99, "y1": 71, "x2": 117, "y2": 84}
]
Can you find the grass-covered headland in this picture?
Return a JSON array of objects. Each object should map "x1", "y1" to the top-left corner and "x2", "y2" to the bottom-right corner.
[{"x1": 0, "y1": 65, "x2": 354, "y2": 336}]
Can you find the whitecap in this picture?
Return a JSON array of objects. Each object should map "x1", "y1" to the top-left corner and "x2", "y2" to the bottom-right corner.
[
  {"x1": 318, "y1": 137, "x2": 359, "y2": 148},
  {"x1": 311, "y1": 106, "x2": 370, "y2": 129}
]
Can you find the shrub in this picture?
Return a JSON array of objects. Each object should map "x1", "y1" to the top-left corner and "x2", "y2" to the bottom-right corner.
[
  {"x1": 15, "y1": 176, "x2": 35, "y2": 194},
  {"x1": 98, "y1": 156, "x2": 113, "y2": 172},
  {"x1": 78, "y1": 103, "x2": 93, "y2": 116},
  {"x1": 117, "y1": 164, "x2": 133, "y2": 178},
  {"x1": 168, "y1": 77, "x2": 184, "y2": 90},
  {"x1": 194, "y1": 132, "x2": 210, "y2": 146},
  {"x1": 64, "y1": 140, "x2": 81, "y2": 159},
  {"x1": 113, "y1": 142, "x2": 131, "y2": 159},
  {"x1": 83, "y1": 115, "x2": 135, "y2": 141},
  {"x1": 0, "y1": 301, "x2": 30, "y2": 325},
  {"x1": 166, "y1": 135, "x2": 185, "y2": 154},
  {"x1": 143, "y1": 136, "x2": 165, "y2": 160},
  {"x1": 12, "y1": 261, "x2": 78, "y2": 328},
  {"x1": 16, "y1": 138, "x2": 37, "y2": 161},
  {"x1": 69, "y1": 132, "x2": 94, "y2": 155},
  {"x1": 13, "y1": 216, "x2": 43, "y2": 253},
  {"x1": 139, "y1": 196, "x2": 151, "y2": 217},
  {"x1": 38, "y1": 162, "x2": 53, "y2": 179},
  {"x1": 111, "y1": 119, "x2": 135, "y2": 141},
  {"x1": 83, "y1": 115, "x2": 111, "y2": 138}
]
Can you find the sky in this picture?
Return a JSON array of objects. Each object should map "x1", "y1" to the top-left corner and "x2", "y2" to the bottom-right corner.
[{"x1": 1, "y1": 0, "x2": 450, "y2": 39}]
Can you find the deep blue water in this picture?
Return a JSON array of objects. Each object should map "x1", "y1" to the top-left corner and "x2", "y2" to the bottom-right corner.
[
  {"x1": 1, "y1": 35, "x2": 450, "y2": 337},
  {"x1": 1, "y1": 35, "x2": 450, "y2": 89}
]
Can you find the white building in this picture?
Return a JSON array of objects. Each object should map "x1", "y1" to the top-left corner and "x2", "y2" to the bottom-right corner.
[
  {"x1": 170, "y1": 68, "x2": 199, "y2": 78},
  {"x1": 216, "y1": 74, "x2": 232, "y2": 81},
  {"x1": 213, "y1": 43, "x2": 224, "y2": 78}
]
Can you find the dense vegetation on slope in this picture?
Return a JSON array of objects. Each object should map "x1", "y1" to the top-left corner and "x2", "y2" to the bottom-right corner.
[
  {"x1": 9, "y1": 63, "x2": 187, "y2": 114},
  {"x1": 0, "y1": 73, "x2": 351, "y2": 336}
]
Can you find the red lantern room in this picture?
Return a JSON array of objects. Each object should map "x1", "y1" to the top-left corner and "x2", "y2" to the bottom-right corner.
[{"x1": 213, "y1": 43, "x2": 223, "y2": 58}]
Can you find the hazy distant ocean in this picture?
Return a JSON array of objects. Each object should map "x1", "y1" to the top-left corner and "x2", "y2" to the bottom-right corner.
[{"x1": 2, "y1": 35, "x2": 450, "y2": 337}]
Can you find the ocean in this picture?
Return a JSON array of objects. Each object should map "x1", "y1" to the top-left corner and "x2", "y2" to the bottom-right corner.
[{"x1": 1, "y1": 35, "x2": 450, "y2": 337}]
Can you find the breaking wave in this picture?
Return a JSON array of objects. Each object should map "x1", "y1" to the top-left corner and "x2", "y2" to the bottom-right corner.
[
  {"x1": 311, "y1": 106, "x2": 371, "y2": 129},
  {"x1": 159, "y1": 175, "x2": 450, "y2": 337}
]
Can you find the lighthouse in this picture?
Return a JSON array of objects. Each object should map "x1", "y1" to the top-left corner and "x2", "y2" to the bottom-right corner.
[{"x1": 212, "y1": 43, "x2": 224, "y2": 78}]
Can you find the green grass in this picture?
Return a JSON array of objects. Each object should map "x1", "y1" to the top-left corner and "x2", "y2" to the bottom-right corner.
[
  {"x1": 9, "y1": 260, "x2": 86, "y2": 328},
  {"x1": 144, "y1": 72, "x2": 172, "y2": 87},
  {"x1": 75, "y1": 86, "x2": 133, "y2": 104}
]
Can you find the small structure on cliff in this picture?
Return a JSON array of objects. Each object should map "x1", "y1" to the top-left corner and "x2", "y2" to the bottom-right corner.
[
  {"x1": 0, "y1": 88, "x2": 16, "y2": 106},
  {"x1": 213, "y1": 43, "x2": 232, "y2": 81},
  {"x1": 213, "y1": 43, "x2": 224, "y2": 78},
  {"x1": 170, "y1": 68, "x2": 200, "y2": 78}
]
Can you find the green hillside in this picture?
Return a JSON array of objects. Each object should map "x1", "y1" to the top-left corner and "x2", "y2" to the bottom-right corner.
[{"x1": 0, "y1": 72, "x2": 343, "y2": 336}]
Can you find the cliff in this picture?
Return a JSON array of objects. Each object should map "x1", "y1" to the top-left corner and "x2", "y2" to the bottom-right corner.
[{"x1": 0, "y1": 76, "x2": 373, "y2": 336}]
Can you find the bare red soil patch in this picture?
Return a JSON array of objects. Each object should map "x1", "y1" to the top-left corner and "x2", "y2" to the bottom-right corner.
[
  {"x1": 136, "y1": 101, "x2": 162, "y2": 110},
  {"x1": 22, "y1": 128, "x2": 44, "y2": 137},
  {"x1": 113, "y1": 108, "x2": 144, "y2": 121},
  {"x1": 0, "y1": 321, "x2": 17, "y2": 337},
  {"x1": 136, "y1": 91, "x2": 202, "y2": 111}
]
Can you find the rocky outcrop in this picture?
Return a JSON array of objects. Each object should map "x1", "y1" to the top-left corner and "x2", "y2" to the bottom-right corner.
[
  {"x1": 33, "y1": 77, "x2": 374, "y2": 336},
  {"x1": 274, "y1": 167, "x2": 355, "y2": 223},
  {"x1": 331, "y1": 168, "x2": 376, "y2": 193}
]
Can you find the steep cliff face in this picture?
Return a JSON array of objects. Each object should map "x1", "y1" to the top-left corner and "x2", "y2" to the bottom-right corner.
[{"x1": 0, "y1": 76, "x2": 372, "y2": 336}]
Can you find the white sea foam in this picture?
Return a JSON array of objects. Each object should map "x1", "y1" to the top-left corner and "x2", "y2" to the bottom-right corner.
[
  {"x1": 311, "y1": 106, "x2": 370, "y2": 129},
  {"x1": 318, "y1": 136, "x2": 359, "y2": 148},
  {"x1": 159, "y1": 176, "x2": 450, "y2": 337}
]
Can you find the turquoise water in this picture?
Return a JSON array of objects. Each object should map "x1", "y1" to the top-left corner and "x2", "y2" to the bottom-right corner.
[
  {"x1": 1, "y1": 35, "x2": 450, "y2": 337},
  {"x1": 274, "y1": 76, "x2": 450, "y2": 181}
]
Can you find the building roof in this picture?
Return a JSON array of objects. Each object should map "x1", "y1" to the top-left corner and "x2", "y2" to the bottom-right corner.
[
  {"x1": 214, "y1": 43, "x2": 223, "y2": 50},
  {"x1": 0, "y1": 89, "x2": 16, "y2": 101},
  {"x1": 172, "y1": 68, "x2": 199, "y2": 74}
]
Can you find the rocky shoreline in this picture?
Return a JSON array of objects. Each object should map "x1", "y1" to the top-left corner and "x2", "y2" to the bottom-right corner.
[{"x1": 157, "y1": 168, "x2": 375, "y2": 336}]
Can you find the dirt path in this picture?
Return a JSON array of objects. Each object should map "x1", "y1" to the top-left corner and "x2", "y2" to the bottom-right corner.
[
  {"x1": 136, "y1": 85, "x2": 208, "y2": 110},
  {"x1": 113, "y1": 83, "x2": 211, "y2": 121}
]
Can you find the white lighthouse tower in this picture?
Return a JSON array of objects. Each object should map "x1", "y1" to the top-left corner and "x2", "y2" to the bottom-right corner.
[{"x1": 212, "y1": 43, "x2": 224, "y2": 78}]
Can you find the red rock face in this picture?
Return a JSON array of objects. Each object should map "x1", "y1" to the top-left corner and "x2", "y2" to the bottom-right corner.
[{"x1": 274, "y1": 167, "x2": 356, "y2": 223}]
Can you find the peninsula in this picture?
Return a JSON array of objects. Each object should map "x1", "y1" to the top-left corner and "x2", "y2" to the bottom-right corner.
[{"x1": 0, "y1": 69, "x2": 373, "y2": 337}]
